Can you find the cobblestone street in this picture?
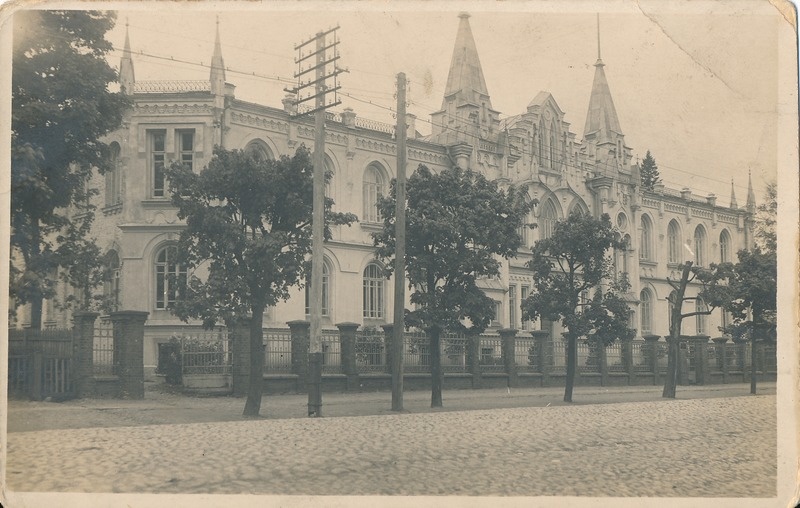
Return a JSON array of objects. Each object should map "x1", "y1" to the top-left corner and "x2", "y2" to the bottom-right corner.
[{"x1": 6, "y1": 388, "x2": 777, "y2": 501}]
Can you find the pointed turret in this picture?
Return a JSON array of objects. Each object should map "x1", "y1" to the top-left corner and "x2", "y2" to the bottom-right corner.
[
  {"x1": 729, "y1": 179, "x2": 738, "y2": 209},
  {"x1": 210, "y1": 16, "x2": 226, "y2": 97},
  {"x1": 429, "y1": 12, "x2": 500, "y2": 143},
  {"x1": 746, "y1": 170, "x2": 757, "y2": 210},
  {"x1": 583, "y1": 15, "x2": 627, "y2": 167},
  {"x1": 119, "y1": 19, "x2": 135, "y2": 95}
]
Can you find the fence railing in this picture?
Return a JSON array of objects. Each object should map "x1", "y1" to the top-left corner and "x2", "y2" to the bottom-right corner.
[
  {"x1": 93, "y1": 316, "x2": 116, "y2": 376},
  {"x1": 355, "y1": 328, "x2": 385, "y2": 373},
  {"x1": 179, "y1": 330, "x2": 231, "y2": 376},
  {"x1": 264, "y1": 328, "x2": 293, "y2": 374}
]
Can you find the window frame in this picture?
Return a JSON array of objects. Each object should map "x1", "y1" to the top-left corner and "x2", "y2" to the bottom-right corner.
[
  {"x1": 362, "y1": 263, "x2": 385, "y2": 319},
  {"x1": 362, "y1": 164, "x2": 385, "y2": 224},
  {"x1": 154, "y1": 245, "x2": 187, "y2": 310},
  {"x1": 667, "y1": 220, "x2": 682, "y2": 264},
  {"x1": 150, "y1": 130, "x2": 167, "y2": 198}
]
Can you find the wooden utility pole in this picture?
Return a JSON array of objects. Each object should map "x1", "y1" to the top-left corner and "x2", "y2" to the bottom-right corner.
[
  {"x1": 286, "y1": 27, "x2": 343, "y2": 417},
  {"x1": 392, "y1": 73, "x2": 408, "y2": 411}
]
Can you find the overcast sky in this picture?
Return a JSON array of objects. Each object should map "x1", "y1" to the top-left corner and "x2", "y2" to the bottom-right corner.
[{"x1": 104, "y1": 1, "x2": 790, "y2": 204}]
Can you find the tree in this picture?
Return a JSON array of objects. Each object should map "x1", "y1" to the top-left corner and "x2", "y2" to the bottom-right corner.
[
  {"x1": 11, "y1": 10, "x2": 131, "y2": 327},
  {"x1": 754, "y1": 181, "x2": 776, "y2": 254},
  {"x1": 165, "y1": 146, "x2": 356, "y2": 417},
  {"x1": 522, "y1": 212, "x2": 636, "y2": 403},
  {"x1": 639, "y1": 150, "x2": 661, "y2": 191},
  {"x1": 373, "y1": 165, "x2": 532, "y2": 408},
  {"x1": 700, "y1": 248, "x2": 777, "y2": 394}
]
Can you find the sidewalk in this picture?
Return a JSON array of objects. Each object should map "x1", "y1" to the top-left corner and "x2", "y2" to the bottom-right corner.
[{"x1": 7, "y1": 381, "x2": 775, "y2": 432}]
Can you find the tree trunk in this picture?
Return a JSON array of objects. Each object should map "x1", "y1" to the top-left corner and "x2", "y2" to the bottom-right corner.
[
  {"x1": 662, "y1": 262, "x2": 691, "y2": 398},
  {"x1": 750, "y1": 334, "x2": 757, "y2": 395},
  {"x1": 564, "y1": 333, "x2": 577, "y2": 403},
  {"x1": 662, "y1": 334, "x2": 679, "y2": 398},
  {"x1": 430, "y1": 327, "x2": 443, "y2": 408},
  {"x1": 243, "y1": 306, "x2": 265, "y2": 417},
  {"x1": 30, "y1": 296, "x2": 43, "y2": 330}
]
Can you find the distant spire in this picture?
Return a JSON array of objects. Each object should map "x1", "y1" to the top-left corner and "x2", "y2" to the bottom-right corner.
[
  {"x1": 746, "y1": 170, "x2": 757, "y2": 209},
  {"x1": 442, "y1": 12, "x2": 492, "y2": 110},
  {"x1": 583, "y1": 14, "x2": 622, "y2": 144},
  {"x1": 210, "y1": 15, "x2": 226, "y2": 95},
  {"x1": 730, "y1": 179, "x2": 738, "y2": 209},
  {"x1": 119, "y1": 18, "x2": 135, "y2": 95}
]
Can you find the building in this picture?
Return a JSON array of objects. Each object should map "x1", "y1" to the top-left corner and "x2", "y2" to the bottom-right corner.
[{"x1": 13, "y1": 14, "x2": 755, "y2": 378}]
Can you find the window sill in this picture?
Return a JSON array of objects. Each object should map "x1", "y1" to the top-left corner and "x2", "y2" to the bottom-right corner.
[
  {"x1": 639, "y1": 260, "x2": 657, "y2": 267},
  {"x1": 102, "y1": 203, "x2": 123, "y2": 216},
  {"x1": 141, "y1": 199, "x2": 175, "y2": 209},
  {"x1": 360, "y1": 222, "x2": 384, "y2": 233}
]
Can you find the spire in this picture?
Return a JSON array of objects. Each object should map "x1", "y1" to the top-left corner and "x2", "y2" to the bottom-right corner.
[
  {"x1": 583, "y1": 14, "x2": 623, "y2": 145},
  {"x1": 429, "y1": 13, "x2": 499, "y2": 142},
  {"x1": 119, "y1": 18, "x2": 135, "y2": 95},
  {"x1": 746, "y1": 170, "x2": 757, "y2": 210},
  {"x1": 210, "y1": 15, "x2": 226, "y2": 96},
  {"x1": 729, "y1": 179, "x2": 738, "y2": 209}
]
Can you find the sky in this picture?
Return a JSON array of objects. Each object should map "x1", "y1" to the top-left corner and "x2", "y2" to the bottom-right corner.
[{"x1": 100, "y1": 1, "x2": 790, "y2": 203}]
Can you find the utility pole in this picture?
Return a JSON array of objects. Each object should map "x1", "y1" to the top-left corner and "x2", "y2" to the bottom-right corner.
[
  {"x1": 392, "y1": 73, "x2": 408, "y2": 411},
  {"x1": 286, "y1": 26, "x2": 343, "y2": 417}
]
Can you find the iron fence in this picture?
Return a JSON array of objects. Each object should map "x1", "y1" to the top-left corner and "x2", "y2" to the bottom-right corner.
[
  {"x1": 355, "y1": 328, "x2": 385, "y2": 373},
  {"x1": 632, "y1": 340, "x2": 652, "y2": 372},
  {"x1": 404, "y1": 330, "x2": 430, "y2": 373},
  {"x1": 264, "y1": 328, "x2": 293, "y2": 373},
  {"x1": 320, "y1": 330, "x2": 341, "y2": 374},
  {"x1": 478, "y1": 335, "x2": 503, "y2": 373},
  {"x1": 440, "y1": 332, "x2": 467, "y2": 373},
  {"x1": 550, "y1": 339, "x2": 567, "y2": 373},
  {"x1": 515, "y1": 336, "x2": 537, "y2": 372},
  {"x1": 93, "y1": 316, "x2": 116, "y2": 376},
  {"x1": 178, "y1": 330, "x2": 231, "y2": 375},
  {"x1": 606, "y1": 341, "x2": 626, "y2": 373}
]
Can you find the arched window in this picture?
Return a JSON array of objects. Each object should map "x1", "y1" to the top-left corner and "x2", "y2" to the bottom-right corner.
[
  {"x1": 667, "y1": 220, "x2": 682, "y2": 264},
  {"x1": 616, "y1": 234, "x2": 631, "y2": 277},
  {"x1": 694, "y1": 226, "x2": 707, "y2": 267},
  {"x1": 106, "y1": 142, "x2": 122, "y2": 206},
  {"x1": 540, "y1": 199, "x2": 558, "y2": 240},
  {"x1": 362, "y1": 164, "x2": 385, "y2": 223},
  {"x1": 719, "y1": 230, "x2": 731, "y2": 263},
  {"x1": 549, "y1": 121, "x2": 556, "y2": 168},
  {"x1": 668, "y1": 290, "x2": 678, "y2": 331},
  {"x1": 537, "y1": 120, "x2": 545, "y2": 166},
  {"x1": 104, "y1": 250, "x2": 121, "y2": 312},
  {"x1": 244, "y1": 140, "x2": 274, "y2": 161},
  {"x1": 695, "y1": 296, "x2": 707, "y2": 335},
  {"x1": 640, "y1": 289, "x2": 652, "y2": 335},
  {"x1": 154, "y1": 245, "x2": 187, "y2": 310},
  {"x1": 363, "y1": 263, "x2": 385, "y2": 319},
  {"x1": 305, "y1": 259, "x2": 330, "y2": 317},
  {"x1": 640, "y1": 215, "x2": 653, "y2": 261},
  {"x1": 518, "y1": 193, "x2": 533, "y2": 247}
]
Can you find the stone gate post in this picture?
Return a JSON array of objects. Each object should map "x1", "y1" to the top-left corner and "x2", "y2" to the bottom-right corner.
[
  {"x1": 72, "y1": 311, "x2": 100, "y2": 399},
  {"x1": 110, "y1": 311, "x2": 149, "y2": 399}
]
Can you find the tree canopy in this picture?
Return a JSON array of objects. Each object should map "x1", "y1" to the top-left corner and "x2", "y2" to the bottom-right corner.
[
  {"x1": 373, "y1": 164, "x2": 532, "y2": 407},
  {"x1": 11, "y1": 10, "x2": 130, "y2": 326},
  {"x1": 523, "y1": 212, "x2": 635, "y2": 402},
  {"x1": 165, "y1": 145, "x2": 355, "y2": 416},
  {"x1": 639, "y1": 150, "x2": 661, "y2": 191}
]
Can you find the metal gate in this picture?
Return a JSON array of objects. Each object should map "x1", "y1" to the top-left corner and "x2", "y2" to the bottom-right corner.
[{"x1": 8, "y1": 329, "x2": 74, "y2": 400}]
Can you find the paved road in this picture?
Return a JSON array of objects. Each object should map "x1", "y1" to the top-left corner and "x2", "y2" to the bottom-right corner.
[{"x1": 5, "y1": 388, "x2": 777, "y2": 499}]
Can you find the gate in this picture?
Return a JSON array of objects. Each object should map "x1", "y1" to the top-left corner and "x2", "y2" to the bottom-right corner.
[{"x1": 8, "y1": 328, "x2": 74, "y2": 400}]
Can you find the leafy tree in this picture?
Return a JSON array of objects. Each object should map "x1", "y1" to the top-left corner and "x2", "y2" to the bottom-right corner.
[
  {"x1": 11, "y1": 10, "x2": 130, "y2": 327},
  {"x1": 639, "y1": 150, "x2": 661, "y2": 191},
  {"x1": 700, "y1": 248, "x2": 777, "y2": 394},
  {"x1": 754, "y1": 181, "x2": 776, "y2": 254},
  {"x1": 522, "y1": 212, "x2": 636, "y2": 403},
  {"x1": 373, "y1": 165, "x2": 532, "y2": 408},
  {"x1": 164, "y1": 145, "x2": 356, "y2": 417}
]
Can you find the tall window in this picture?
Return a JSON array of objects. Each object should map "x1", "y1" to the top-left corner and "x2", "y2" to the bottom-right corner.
[
  {"x1": 362, "y1": 264, "x2": 385, "y2": 319},
  {"x1": 244, "y1": 139, "x2": 274, "y2": 162},
  {"x1": 695, "y1": 297, "x2": 707, "y2": 334},
  {"x1": 508, "y1": 285, "x2": 517, "y2": 329},
  {"x1": 362, "y1": 164, "x2": 385, "y2": 223},
  {"x1": 105, "y1": 142, "x2": 122, "y2": 206},
  {"x1": 549, "y1": 121, "x2": 556, "y2": 168},
  {"x1": 540, "y1": 200, "x2": 558, "y2": 240},
  {"x1": 155, "y1": 245, "x2": 187, "y2": 310},
  {"x1": 667, "y1": 220, "x2": 681, "y2": 264},
  {"x1": 640, "y1": 289, "x2": 652, "y2": 335},
  {"x1": 305, "y1": 260, "x2": 330, "y2": 317},
  {"x1": 537, "y1": 120, "x2": 545, "y2": 166},
  {"x1": 521, "y1": 285, "x2": 531, "y2": 331},
  {"x1": 178, "y1": 130, "x2": 194, "y2": 171},
  {"x1": 694, "y1": 226, "x2": 707, "y2": 267},
  {"x1": 640, "y1": 215, "x2": 653, "y2": 261},
  {"x1": 719, "y1": 230, "x2": 731, "y2": 263},
  {"x1": 490, "y1": 300, "x2": 502, "y2": 326},
  {"x1": 104, "y1": 250, "x2": 121, "y2": 312},
  {"x1": 150, "y1": 131, "x2": 166, "y2": 197},
  {"x1": 518, "y1": 194, "x2": 532, "y2": 247}
]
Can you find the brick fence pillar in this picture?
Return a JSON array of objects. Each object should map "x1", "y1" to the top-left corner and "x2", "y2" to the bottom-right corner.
[
  {"x1": 500, "y1": 328, "x2": 518, "y2": 388},
  {"x1": 692, "y1": 335, "x2": 710, "y2": 385},
  {"x1": 288, "y1": 320, "x2": 310, "y2": 383},
  {"x1": 712, "y1": 337, "x2": 729, "y2": 384},
  {"x1": 230, "y1": 316, "x2": 252, "y2": 396},
  {"x1": 72, "y1": 311, "x2": 100, "y2": 398},
  {"x1": 643, "y1": 335, "x2": 661, "y2": 385},
  {"x1": 467, "y1": 332, "x2": 482, "y2": 388},
  {"x1": 532, "y1": 330, "x2": 551, "y2": 387},
  {"x1": 621, "y1": 336, "x2": 635, "y2": 385},
  {"x1": 597, "y1": 338, "x2": 609, "y2": 387},
  {"x1": 110, "y1": 311, "x2": 149, "y2": 399},
  {"x1": 337, "y1": 322, "x2": 360, "y2": 391},
  {"x1": 381, "y1": 324, "x2": 395, "y2": 376}
]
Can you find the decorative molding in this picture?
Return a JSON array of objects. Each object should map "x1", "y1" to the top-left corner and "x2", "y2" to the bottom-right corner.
[
  {"x1": 134, "y1": 103, "x2": 213, "y2": 115},
  {"x1": 230, "y1": 112, "x2": 288, "y2": 134},
  {"x1": 355, "y1": 137, "x2": 397, "y2": 156}
]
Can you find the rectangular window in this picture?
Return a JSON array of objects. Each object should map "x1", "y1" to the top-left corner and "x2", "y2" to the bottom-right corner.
[
  {"x1": 178, "y1": 130, "x2": 194, "y2": 171},
  {"x1": 508, "y1": 285, "x2": 517, "y2": 330},
  {"x1": 150, "y1": 131, "x2": 166, "y2": 197},
  {"x1": 520, "y1": 285, "x2": 531, "y2": 331}
]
